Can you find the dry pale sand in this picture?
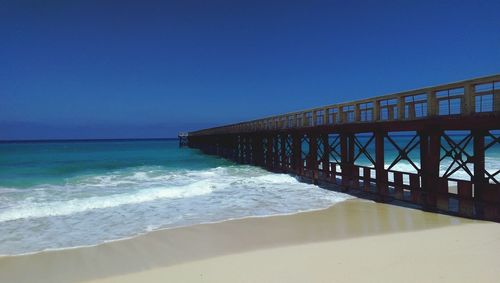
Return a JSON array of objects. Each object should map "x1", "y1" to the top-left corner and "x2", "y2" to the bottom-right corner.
[
  {"x1": 89, "y1": 223, "x2": 500, "y2": 283},
  {"x1": 1, "y1": 199, "x2": 499, "y2": 283}
]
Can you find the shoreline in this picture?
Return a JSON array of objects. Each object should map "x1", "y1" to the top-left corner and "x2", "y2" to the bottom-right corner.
[
  {"x1": 0, "y1": 199, "x2": 354, "y2": 258},
  {"x1": 1, "y1": 199, "x2": 493, "y2": 282}
]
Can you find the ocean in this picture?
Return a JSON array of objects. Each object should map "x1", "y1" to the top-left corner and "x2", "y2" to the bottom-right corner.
[
  {"x1": 0, "y1": 135, "x2": 498, "y2": 256},
  {"x1": 0, "y1": 139, "x2": 351, "y2": 255}
]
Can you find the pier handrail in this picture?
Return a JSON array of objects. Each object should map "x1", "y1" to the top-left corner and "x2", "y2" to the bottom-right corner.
[{"x1": 189, "y1": 74, "x2": 500, "y2": 136}]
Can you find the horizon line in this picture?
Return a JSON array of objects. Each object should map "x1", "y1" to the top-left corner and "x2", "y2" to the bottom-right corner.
[{"x1": 0, "y1": 137, "x2": 178, "y2": 143}]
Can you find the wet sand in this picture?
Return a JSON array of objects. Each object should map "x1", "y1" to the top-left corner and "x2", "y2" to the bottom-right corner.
[{"x1": 1, "y1": 199, "x2": 499, "y2": 283}]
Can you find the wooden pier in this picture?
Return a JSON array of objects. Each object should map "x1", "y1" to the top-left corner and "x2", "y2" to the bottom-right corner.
[{"x1": 186, "y1": 75, "x2": 500, "y2": 221}]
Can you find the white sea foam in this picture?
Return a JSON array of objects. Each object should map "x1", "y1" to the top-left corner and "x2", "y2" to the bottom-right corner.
[
  {"x1": 0, "y1": 165, "x2": 352, "y2": 255},
  {"x1": 0, "y1": 181, "x2": 218, "y2": 222}
]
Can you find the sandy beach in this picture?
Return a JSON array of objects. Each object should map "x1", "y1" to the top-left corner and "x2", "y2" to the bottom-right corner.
[{"x1": 1, "y1": 199, "x2": 499, "y2": 283}]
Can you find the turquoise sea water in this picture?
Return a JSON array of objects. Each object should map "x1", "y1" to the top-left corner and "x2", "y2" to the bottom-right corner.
[
  {"x1": 0, "y1": 136, "x2": 497, "y2": 255},
  {"x1": 0, "y1": 140, "x2": 229, "y2": 188}
]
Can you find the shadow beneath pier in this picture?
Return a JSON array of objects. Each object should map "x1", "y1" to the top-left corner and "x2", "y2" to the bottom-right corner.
[{"x1": 293, "y1": 174, "x2": 496, "y2": 222}]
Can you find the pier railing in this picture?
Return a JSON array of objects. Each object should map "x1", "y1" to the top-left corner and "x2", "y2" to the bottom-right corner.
[
  {"x1": 187, "y1": 74, "x2": 500, "y2": 222},
  {"x1": 190, "y1": 74, "x2": 499, "y2": 136}
]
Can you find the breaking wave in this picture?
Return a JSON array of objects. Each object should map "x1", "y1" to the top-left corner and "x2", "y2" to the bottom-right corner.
[{"x1": 0, "y1": 165, "x2": 351, "y2": 255}]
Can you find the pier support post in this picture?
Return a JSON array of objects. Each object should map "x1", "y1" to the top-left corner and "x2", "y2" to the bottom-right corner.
[
  {"x1": 231, "y1": 135, "x2": 238, "y2": 162},
  {"x1": 246, "y1": 135, "x2": 252, "y2": 164},
  {"x1": 292, "y1": 133, "x2": 302, "y2": 176},
  {"x1": 273, "y1": 134, "x2": 280, "y2": 170},
  {"x1": 235, "y1": 135, "x2": 241, "y2": 162},
  {"x1": 219, "y1": 135, "x2": 227, "y2": 158},
  {"x1": 420, "y1": 129, "x2": 441, "y2": 209},
  {"x1": 236, "y1": 135, "x2": 242, "y2": 162},
  {"x1": 205, "y1": 136, "x2": 213, "y2": 155},
  {"x1": 309, "y1": 133, "x2": 319, "y2": 184},
  {"x1": 266, "y1": 134, "x2": 274, "y2": 169},
  {"x1": 340, "y1": 132, "x2": 354, "y2": 189},
  {"x1": 252, "y1": 134, "x2": 264, "y2": 166},
  {"x1": 280, "y1": 134, "x2": 287, "y2": 171},
  {"x1": 216, "y1": 136, "x2": 222, "y2": 156},
  {"x1": 375, "y1": 131, "x2": 387, "y2": 196},
  {"x1": 213, "y1": 136, "x2": 219, "y2": 156},
  {"x1": 320, "y1": 133, "x2": 330, "y2": 180},
  {"x1": 473, "y1": 129, "x2": 486, "y2": 217},
  {"x1": 239, "y1": 135, "x2": 246, "y2": 162}
]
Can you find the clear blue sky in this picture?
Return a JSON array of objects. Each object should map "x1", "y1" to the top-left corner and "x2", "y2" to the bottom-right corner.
[{"x1": 1, "y1": 0, "x2": 499, "y2": 140}]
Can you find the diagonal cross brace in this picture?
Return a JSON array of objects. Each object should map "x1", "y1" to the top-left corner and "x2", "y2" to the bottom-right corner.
[
  {"x1": 440, "y1": 133, "x2": 474, "y2": 178},
  {"x1": 386, "y1": 134, "x2": 420, "y2": 172},
  {"x1": 352, "y1": 135, "x2": 376, "y2": 166},
  {"x1": 329, "y1": 135, "x2": 342, "y2": 164}
]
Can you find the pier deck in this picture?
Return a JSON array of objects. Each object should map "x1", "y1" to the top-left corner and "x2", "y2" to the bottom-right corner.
[{"x1": 187, "y1": 75, "x2": 500, "y2": 221}]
